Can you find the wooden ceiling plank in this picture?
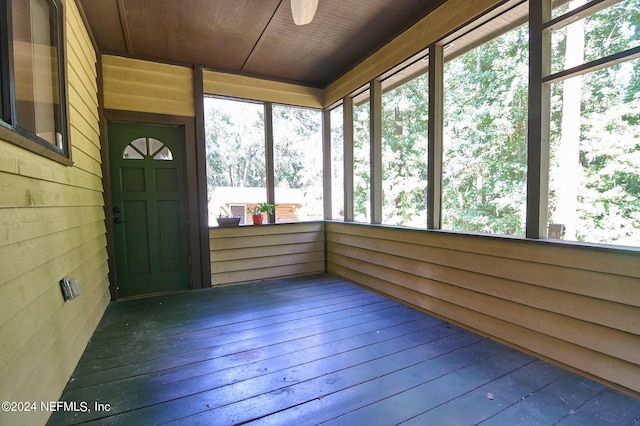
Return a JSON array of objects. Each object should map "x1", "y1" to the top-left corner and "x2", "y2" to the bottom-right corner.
[
  {"x1": 241, "y1": 0, "x2": 283, "y2": 72},
  {"x1": 80, "y1": 0, "x2": 449, "y2": 88}
]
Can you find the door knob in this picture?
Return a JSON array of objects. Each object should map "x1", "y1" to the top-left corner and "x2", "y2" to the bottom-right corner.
[{"x1": 114, "y1": 217, "x2": 123, "y2": 224}]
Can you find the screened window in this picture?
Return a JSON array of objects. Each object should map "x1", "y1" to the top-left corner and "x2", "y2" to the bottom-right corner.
[
  {"x1": 547, "y1": 0, "x2": 640, "y2": 246},
  {"x1": 204, "y1": 97, "x2": 266, "y2": 226},
  {"x1": 273, "y1": 104, "x2": 323, "y2": 222},
  {"x1": 353, "y1": 87, "x2": 371, "y2": 223},
  {"x1": 1, "y1": 0, "x2": 69, "y2": 159},
  {"x1": 381, "y1": 61, "x2": 429, "y2": 227},
  {"x1": 442, "y1": 16, "x2": 529, "y2": 236}
]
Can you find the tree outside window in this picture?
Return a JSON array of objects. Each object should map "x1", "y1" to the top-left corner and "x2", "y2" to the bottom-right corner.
[
  {"x1": 204, "y1": 97, "x2": 266, "y2": 225},
  {"x1": 442, "y1": 23, "x2": 529, "y2": 236},
  {"x1": 353, "y1": 89, "x2": 371, "y2": 223},
  {"x1": 273, "y1": 104, "x2": 324, "y2": 222},
  {"x1": 548, "y1": 0, "x2": 640, "y2": 246},
  {"x1": 381, "y1": 70, "x2": 429, "y2": 228}
]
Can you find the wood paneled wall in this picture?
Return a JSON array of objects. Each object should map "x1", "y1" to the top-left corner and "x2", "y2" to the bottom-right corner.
[
  {"x1": 102, "y1": 55, "x2": 195, "y2": 117},
  {"x1": 326, "y1": 222, "x2": 640, "y2": 397},
  {"x1": 0, "y1": 1, "x2": 110, "y2": 425},
  {"x1": 210, "y1": 222, "x2": 325, "y2": 286}
]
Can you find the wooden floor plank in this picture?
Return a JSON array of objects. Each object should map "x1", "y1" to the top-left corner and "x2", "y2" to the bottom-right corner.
[
  {"x1": 400, "y1": 360, "x2": 569, "y2": 425},
  {"x1": 60, "y1": 312, "x2": 443, "y2": 423},
  {"x1": 47, "y1": 274, "x2": 640, "y2": 426},
  {"x1": 64, "y1": 292, "x2": 392, "y2": 391},
  {"x1": 66, "y1": 299, "x2": 413, "y2": 390},
  {"x1": 62, "y1": 308, "x2": 439, "y2": 406},
  {"x1": 318, "y1": 349, "x2": 537, "y2": 425},
  {"x1": 73, "y1": 287, "x2": 388, "y2": 374},
  {"x1": 83, "y1": 278, "x2": 359, "y2": 344},
  {"x1": 479, "y1": 373, "x2": 606, "y2": 425},
  {"x1": 554, "y1": 387, "x2": 640, "y2": 425},
  {"x1": 175, "y1": 333, "x2": 495, "y2": 425}
]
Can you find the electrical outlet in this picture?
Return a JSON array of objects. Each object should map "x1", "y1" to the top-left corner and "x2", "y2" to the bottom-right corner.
[
  {"x1": 71, "y1": 278, "x2": 82, "y2": 297},
  {"x1": 60, "y1": 277, "x2": 75, "y2": 300},
  {"x1": 60, "y1": 277, "x2": 82, "y2": 300}
]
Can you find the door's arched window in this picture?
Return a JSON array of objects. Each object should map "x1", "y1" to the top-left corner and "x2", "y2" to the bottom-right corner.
[{"x1": 123, "y1": 137, "x2": 173, "y2": 160}]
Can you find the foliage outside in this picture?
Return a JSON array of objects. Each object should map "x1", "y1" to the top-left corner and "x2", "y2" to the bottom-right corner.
[
  {"x1": 205, "y1": 0, "x2": 640, "y2": 246},
  {"x1": 205, "y1": 98, "x2": 323, "y2": 224},
  {"x1": 381, "y1": 72, "x2": 430, "y2": 228},
  {"x1": 442, "y1": 24, "x2": 529, "y2": 236},
  {"x1": 548, "y1": 0, "x2": 640, "y2": 245}
]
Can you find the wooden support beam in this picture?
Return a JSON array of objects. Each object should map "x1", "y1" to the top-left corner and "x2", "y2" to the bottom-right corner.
[
  {"x1": 343, "y1": 97, "x2": 354, "y2": 222},
  {"x1": 264, "y1": 102, "x2": 276, "y2": 223},
  {"x1": 370, "y1": 79, "x2": 382, "y2": 224},
  {"x1": 194, "y1": 64, "x2": 211, "y2": 287},
  {"x1": 526, "y1": 0, "x2": 551, "y2": 238},
  {"x1": 322, "y1": 109, "x2": 332, "y2": 219},
  {"x1": 427, "y1": 44, "x2": 443, "y2": 229}
]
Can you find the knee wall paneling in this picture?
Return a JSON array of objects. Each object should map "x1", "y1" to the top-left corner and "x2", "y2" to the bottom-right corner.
[
  {"x1": 210, "y1": 222, "x2": 326, "y2": 286},
  {"x1": 326, "y1": 222, "x2": 640, "y2": 397}
]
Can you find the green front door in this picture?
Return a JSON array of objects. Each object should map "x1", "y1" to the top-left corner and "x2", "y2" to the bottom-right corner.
[{"x1": 108, "y1": 122, "x2": 190, "y2": 298}]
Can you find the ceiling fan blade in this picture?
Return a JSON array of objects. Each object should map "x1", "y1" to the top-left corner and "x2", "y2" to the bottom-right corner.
[{"x1": 291, "y1": 0, "x2": 318, "y2": 26}]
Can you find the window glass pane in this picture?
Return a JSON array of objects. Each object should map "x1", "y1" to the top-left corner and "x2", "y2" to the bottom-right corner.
[
  {"x1": 12, "y1": 0, "x2": 62, "y2": 147},
  {"x1": 353, "y1": 89, "x2": 370, "y2": 223},
  {"x1": 131, "y1": 137, "x2": 147, "y2": 155},
  {"x1": 442, "y1": 22, "x2": 529, "y2": 236},
  {"x1": 551, "y1": 0, "x2": 640, "y2": 75},
  {"x1": 273, "y1": 104, "x2": 323, "y2": 222},
  {"x1": 204, "y1": 97, "x2": 266, "y2": 226},
  {"x1": 123, "y1": 145, "x2": 144, "y2": 159},
  {"x1": 153, "y1": 146, "x2": 173, "y2": 161},
  {"x1": 381, "y1": 70, "x2": 429, "y2": 227},
  {"x1": 148, "y1": 138, "x2": 164, "y2": 156},
  {"x1": 330, "y1": 106, "x2": 344, "y2": 221},
  {"x1": 548, "y1": 57, "x2": 640, "y2": 246}
]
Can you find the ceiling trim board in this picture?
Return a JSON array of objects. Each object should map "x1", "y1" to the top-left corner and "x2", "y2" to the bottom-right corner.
[
  {"x1": 116, "y1": 0, "x2": 134, "y2": 54},
  {"x1": 241, "y1": 0, "x2": 284, "y2": 72}
]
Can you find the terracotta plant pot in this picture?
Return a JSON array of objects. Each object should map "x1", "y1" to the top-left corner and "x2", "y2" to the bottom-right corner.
[{"x1": 252, "y1": 213, "x2": 264, "y2": 225}]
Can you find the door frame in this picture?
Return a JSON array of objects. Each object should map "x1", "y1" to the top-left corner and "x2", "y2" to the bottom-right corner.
[{"x1": 102, "y1": 109, "x2": 209, "y2": 300}]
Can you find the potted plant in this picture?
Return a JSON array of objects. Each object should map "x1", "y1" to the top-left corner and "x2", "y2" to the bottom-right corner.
[
  {"x1": 248, "y1": 203, "x2": 277, "y2": 225},
  {"x1": 216, "y1": 214, "x2": 241, "y2": 227}
]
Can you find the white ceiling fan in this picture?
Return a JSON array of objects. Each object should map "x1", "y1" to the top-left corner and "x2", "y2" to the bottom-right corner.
[{"x1": 291, "y1": 0, "x2": 318, "y2": 26}]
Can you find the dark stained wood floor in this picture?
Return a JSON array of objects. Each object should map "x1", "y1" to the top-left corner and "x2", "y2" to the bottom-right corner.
[{"x1": 48, "y1": 274, "x2": 640, "y2": 425}]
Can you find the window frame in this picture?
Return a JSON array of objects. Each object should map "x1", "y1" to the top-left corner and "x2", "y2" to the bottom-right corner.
[
  {"x1": 0, "y1": 0, "x2": 72, "y2": 165},
  {"x1": 539, "y1": 0, "x2": 640, "y2": 246},
  {"x1": 440, "y1": 9, "x2": 530, "y2": 236},
  {"x1": 271, "y1": 102, "x2": 325, "y2": 222}
]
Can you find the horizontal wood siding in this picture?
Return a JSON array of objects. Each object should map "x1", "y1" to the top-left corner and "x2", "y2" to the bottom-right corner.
[
  {"x1": 0, "y1": 1, "x2": 110, "y2": 425},
  {"x1": 210, "y1": 222, "x2": 325, "y2": 286},
  {"x1": 203, "y1": 70, "x2": 323, "y2": 108},
  {"x1": 326, "y1": 222, "x2": 640, "y2": 397},
  {"x1": 103, "y1": 55, "x2": 194, "y2": 116}
]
